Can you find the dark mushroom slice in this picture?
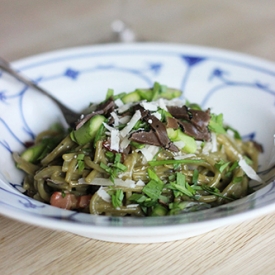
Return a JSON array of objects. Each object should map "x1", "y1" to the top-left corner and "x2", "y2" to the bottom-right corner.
[
  {"x1": 95, "y1": 97, "x2": 116, "y2": 113},
  {"x1": 167, "y1": 106, "x2": 211, "y2": 131},
  {"x1": 130, "y1": 130, "x2": 163, "y2": 147},
  {"x1": 75, "y1": 98, "x2": 115, "y2": 130},
  {"x1": 133, "y1": 105, "x2": 179, "y2": 152},
  {"x1": 177, "y1": 120, "x2": 211, "y2": 141},
  {"x1": 166, "y1": 117, "x2": 179, "y2": 129}
]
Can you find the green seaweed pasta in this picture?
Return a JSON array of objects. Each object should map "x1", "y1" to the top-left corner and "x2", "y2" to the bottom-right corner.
[{"x1": 13, "y1": 82, "x2": 263, "y2": 216}]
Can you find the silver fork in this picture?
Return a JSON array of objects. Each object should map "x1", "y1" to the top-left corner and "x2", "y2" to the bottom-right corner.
[{"x1": 0, "y1": 57, "x2": 80, "y2": 127}]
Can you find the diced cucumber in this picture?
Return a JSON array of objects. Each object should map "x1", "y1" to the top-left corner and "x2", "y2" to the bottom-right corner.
[
  {"x1": 167, "y1": 128, "x2": 178, "y2": 140},
  {"x1": 93, "y1": 123, "x2": 107, "y2": 146},
  {"x1": 121, "y1": 91, "x2": 141, "y2": 103},
  {"x1": 71, "y1": 115, "x2": 106, "y2": 145},
  {"x1": 151, "y1": 204, "x2": 168, "y2": 216},
  {"x1": 105, "y1": 88, "x2": 114, "y2": 99},
  {"x1": 158, "y1": 109, "x2": 172, "y2": 121},
  {"x1": 151, "y1": 82, "x2": 182, "y2": 101},
  {"x1": 120, "y1": 83, "x2": 182, "y2": 104},
  {"x1": 130, "y1": 141, "x2": 145, "y2": 149},
  {"x1": 138, "y1": 86, "x2": 182, "y2": 102},
  {"x1": 158, "y1": 88, "x2": 182, "y2": 100},
  {"x1": 20, "y1": 143, "x2": 47, "y2": 163},
  {"x1": 167, "y1": 128, "x2": 197, "y2": 153},
  {"x1": 20, "y1": 136, "x2": 62, "y2": 163},
  {"x1": 136, "y1": 89, "x2": 152, "y2": 101}
]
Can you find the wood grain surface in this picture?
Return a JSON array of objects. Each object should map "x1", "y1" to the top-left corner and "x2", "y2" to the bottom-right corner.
[{"x1": 1, "y1": 1, "x2": 275, "y2": 274}]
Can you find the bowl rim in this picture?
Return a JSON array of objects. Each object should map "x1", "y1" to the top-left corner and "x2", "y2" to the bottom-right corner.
[{"x1": 1, "y1": 42, "x2": 275, "y2": 241}]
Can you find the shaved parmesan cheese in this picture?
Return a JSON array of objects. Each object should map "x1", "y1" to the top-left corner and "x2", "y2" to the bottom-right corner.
[
  {"x1": 211, "y1": 132, "x2": 217, "y2": 152},
  {"x1": 103, "y1": 122, "x2": 115, "y2": 132},
  {"x1": 110, "y1": 111, "x2": 120, "y2": 126},
  {"x1": 119, "y1": 115, "x2": 131, "y2": 124},
  {"x1": 114, "y1": 178, "x2": 136, "y2": 188},
  {"x1": 239, "y1": 158, "x2": 263, "y2": 183},
  {"x1": 157, "y1": 98, "x2": 168, "y2": 111},
  {"x1": 97, "y1": 187, "x2": 111, "y2": 202},
  {"x1": 137, "y1": 144, "x2": 159, "y2": 162},
  {"x1": 227, "y1": 128, "x2": 236, "y2": 138},
  {"x1": 140, "y1": 101, "x2": 158, "y2": 111},
  {"x1": 173, "y1": 141, "x2": 185, "y2": 150},
  {"x1": 152, "y1": 112, "x2": 162, "y2": 120},
  {"x1": 103, "y1": 122, "x2": 120, "y2": 151},
  {"x1": 110, "y1": 128, "x2": 120, "y2": 151},
  {"x1": 117, "y1": 102, "x2": 134, "y2": 113},
  {"x1": 202, "y1": 141, "x2": 212, "y2": 155},
  {"x1": 136, "y1": 179, "x2": 145, "y2": 186},
  {"x1": 120, "y1": 136, "x2": 131, "y2": 150},
  {"x1": 120, "y1": 110, "x2": 141, "y2": 137},
  {"x1": 115, "y1": 98, "x2": 124, "y2": 107},
  {"x1": 165, "y1": 98, "x2": 185, "y2": 107},
  {"x1": 90, "y1": 178, "x2": 135, "y2": 188}
]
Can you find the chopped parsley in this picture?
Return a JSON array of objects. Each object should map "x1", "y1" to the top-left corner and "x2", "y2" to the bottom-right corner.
[
  {"x1": 208, "y1": 113, "x2": 226, "y2": 134},
  {"x1": 151, "y1": 204, "x2": 168, "y2": 216},
  {"x1": 111, "y1": 189, "x2": 124, "y2": 208},
  {"x1": 105, "y1": 88, "x2": 114, "y2": 100},
  {"x1": 100, "y1": 153, "x2": 127, "y2": 183},
  {"x1": 233, "y1": 176, "x2": 243, "y2": 183},
  {"x1": 192, "y1": 169, "x2": 199, "y2": 185},
  {"x1": 166, "y1": 173, "x2": 196, "y2": 198},
  {"x1": 225, "y1": 125, "x2": 241, "y2": 139},
  {"x1": 129, "y1": 193, "x2": 147, "y2": 203},
  {"x1": 142, "y1": 168, "x2": 164, "y2": 200},
  {"x1": 201, "y1": 185, "x2": 233, "y2": 201},
  {"x1": 225, "y1": 161, "x2": 239, "y2": 178},
  {"x1": 105, "y1": 151, "x2": 115, "y2": 160},
  {"x1": 93, "y1": 123, "x2": 107, "y2": 146},
  {"x1": 215, "y1": 160, "x2": 230, "y2": 173},
  {"x1": 77, "y1": 153, "x2": 85, "y2": 172}
]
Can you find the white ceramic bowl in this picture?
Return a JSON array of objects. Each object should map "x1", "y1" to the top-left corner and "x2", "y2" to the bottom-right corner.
[{"x1": 1, "y1": 43, "x2": 275, "y2": 243}]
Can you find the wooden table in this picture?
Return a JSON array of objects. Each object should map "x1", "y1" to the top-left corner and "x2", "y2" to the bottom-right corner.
[{"x1": 1, "y1": 1, "x2": 275, "y2": 274}]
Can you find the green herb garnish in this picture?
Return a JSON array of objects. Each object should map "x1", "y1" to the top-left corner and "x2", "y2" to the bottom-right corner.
[
  {"x1": 233, "y1": 176, "x2": 243, "y2": 183},
  {"x1": 166, "y1": 173, "x2": 196, "y2": 198},
  {"x1": 208, "y1": 113, "x2": 226, "y2": 134},
  {"x1": 105, "y1": 88, "x2": 114, "y2": 100},
  {"x1": 151, "y1": 204, "x2": 168, "y2": 216},
  {"x1": 201, "y1": 185, "x2": 233, "y2": 201},
  {"x1": 105, "y1": 151, "x2": 115, "y2": 160},
  {"x1": 192, "y1": 169, "x2": 199, "y2": 185},
  {"x1": 77, "y1": 153, "x2": 85, "y2": 172},
  {"x1": 225, "y1": 161, "x2": 239, "y2": 178},
  {"x1": 93, "y1": 122, "x2": 107, "y2": 147},
  {"x1": 215, "y1": 160, "x2": 230, "y2": 173},
  {"x1": 100, "y1": 153, "x2": 127, "y2": 183},
  {"x1": 129, "y1": 193, "x2": 147, "y2": 203},
  {"x1": 225, "y1": 125, "x2": 241, "y2": 139},
  {"x1": 111, "y1": 189, "x2": 124, "y2": 208}
]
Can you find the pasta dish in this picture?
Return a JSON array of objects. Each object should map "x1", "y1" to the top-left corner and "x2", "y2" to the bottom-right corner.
[{"x1": 13, "y1": 83, "x2": 263, "y2": 216}]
